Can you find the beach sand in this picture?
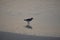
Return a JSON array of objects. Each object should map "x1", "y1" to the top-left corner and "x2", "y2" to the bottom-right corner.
[{"x1": 0, "y1": 0, "x2": 60, "y2": 38}]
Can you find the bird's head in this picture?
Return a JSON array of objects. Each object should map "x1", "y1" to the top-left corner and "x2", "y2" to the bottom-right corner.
[{"x1": 31, "y1": 17, "x2": 33, "y2": 20}]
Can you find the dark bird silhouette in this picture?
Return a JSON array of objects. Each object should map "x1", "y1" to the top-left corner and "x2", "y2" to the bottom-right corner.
[
  {"x1": 24, "y1": 17, "x2": 33, "y2": 24},
  {"x1": 24, "y1": 17, "x2": 33, "y2": 22},
  {"x1": 24, "y1": 17, "x2": 33, "y2": 29}
]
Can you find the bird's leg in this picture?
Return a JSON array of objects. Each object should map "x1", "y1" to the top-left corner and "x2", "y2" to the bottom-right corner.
[{"x1": 27, "y1": 21, "x2": 30, "y2": 25}]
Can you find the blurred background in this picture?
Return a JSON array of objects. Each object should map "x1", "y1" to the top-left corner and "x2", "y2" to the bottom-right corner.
[{"x1": 0, "y1": 0, "x2": 60, "y2": 37}]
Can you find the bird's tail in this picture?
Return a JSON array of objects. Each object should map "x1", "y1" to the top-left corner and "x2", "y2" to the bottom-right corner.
[{"x1": 24, "y1": 19, "x2": 26, "y2": 21}]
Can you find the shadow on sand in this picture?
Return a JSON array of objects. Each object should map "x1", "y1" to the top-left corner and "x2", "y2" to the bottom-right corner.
[{"x1": 0, "y1": 31, "x2": 60, "y2": 40}]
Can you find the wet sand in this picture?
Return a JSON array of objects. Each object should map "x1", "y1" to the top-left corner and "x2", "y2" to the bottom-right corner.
[{"x1": 0, "y1": 0, "x2": 60, "y2": 37}]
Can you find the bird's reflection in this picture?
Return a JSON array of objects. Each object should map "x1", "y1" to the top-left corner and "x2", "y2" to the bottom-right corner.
[{"x1": 25, "y1": 25, "x2": 32, "y2": 29}]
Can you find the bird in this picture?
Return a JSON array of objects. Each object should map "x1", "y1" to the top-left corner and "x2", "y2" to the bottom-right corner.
[
  {"x1": 24, "y1": 17, "x2": 33, "y2": 22},
  {"x1": 24, "y1": 17, "x2": 33, "y2": 24}
]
